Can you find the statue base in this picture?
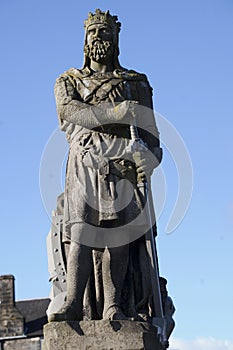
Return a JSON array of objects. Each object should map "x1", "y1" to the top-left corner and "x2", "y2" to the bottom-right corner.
[{"x1": 42, "y1": 320, "x2": 164, "y2": 350}]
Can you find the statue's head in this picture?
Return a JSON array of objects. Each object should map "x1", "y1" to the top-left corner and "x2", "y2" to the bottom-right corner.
[{"x1": 83, "y1": 9, "x2": 122, "y2": 70}]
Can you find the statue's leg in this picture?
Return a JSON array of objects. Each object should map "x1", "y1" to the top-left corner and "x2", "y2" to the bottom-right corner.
[
  {"x1": 102, "y1": 245, "x2": 129, "y2": 320},
  {"x1": 48, "y1": 241, "x2": 92, "y2": 322}
]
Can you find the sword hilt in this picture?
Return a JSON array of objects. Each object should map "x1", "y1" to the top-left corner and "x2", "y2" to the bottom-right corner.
[{"x1": 130, "y1": 124, "x2": 139, "y2": 141}]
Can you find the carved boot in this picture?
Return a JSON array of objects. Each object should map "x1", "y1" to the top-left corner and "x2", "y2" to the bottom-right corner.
[
  {"x1": 48, "y1": 302, "x2": 82, "y2": 322},
  {"x1": 103, "y1": 304, "x2": 128, "y2": 320},
  {"x1": 102, "y1": 245, "x2": 129, "y2": 321},
  {"x1": 49, "y1": 242, "x2": 92, "y2": 322}
]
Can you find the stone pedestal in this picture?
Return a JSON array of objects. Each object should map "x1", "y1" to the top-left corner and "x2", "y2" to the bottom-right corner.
[{"x1": 43, "y1": 320, "x2": 164, "y2": 350}]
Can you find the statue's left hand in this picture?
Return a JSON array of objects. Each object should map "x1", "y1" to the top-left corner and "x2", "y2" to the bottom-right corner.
[{"x1": 133, "y1": 147, "x2": 162, "y2": 180}]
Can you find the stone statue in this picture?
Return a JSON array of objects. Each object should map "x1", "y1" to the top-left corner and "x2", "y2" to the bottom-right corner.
[{"x1": 47, "y1": 9, "x2": 174, "y2": 344}]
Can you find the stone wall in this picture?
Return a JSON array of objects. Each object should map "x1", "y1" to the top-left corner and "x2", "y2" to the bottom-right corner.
[
  {"x1": 0, "y1": 275, "x2": 24, "y2": 338},
  {"x1": 1, "y1": 337, "x2": 42, "y2": 350},
  {"x1": 0, "y1": 275, "x2": 45, "y2": 350}
]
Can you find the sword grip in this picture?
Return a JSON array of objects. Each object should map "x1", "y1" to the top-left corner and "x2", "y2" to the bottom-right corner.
[{"x1": 130, "y1": 124, "x2": 139, "y2": 141}]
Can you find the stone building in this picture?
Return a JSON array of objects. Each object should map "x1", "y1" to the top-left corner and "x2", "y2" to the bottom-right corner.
[{"x1": 0, "y1": 275, "x2": 49, "y2": 350}]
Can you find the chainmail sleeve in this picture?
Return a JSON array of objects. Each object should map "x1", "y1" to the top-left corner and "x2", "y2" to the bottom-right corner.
[
  {"x1": 54, "y1": 75, "x2": 91, "y2": 130},
  {"x1": 54, "y1": 75, "x2": 125, "y2": 130}
]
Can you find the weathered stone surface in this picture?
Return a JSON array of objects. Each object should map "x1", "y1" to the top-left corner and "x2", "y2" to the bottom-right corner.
[
  {"x1": 43, "y1": 320, "x2": 164, "y2": 350},
  {"x1": 0, "y1": 275, "x2": 24, "y2": 337},
  {"x1": 3, "y1": 338, "x2": 41, "y2": 350},
  {"x1": 48, "y1": 8, "x2": 165, "y2": 329},
  {"x1": 46, "y1": 8, "x2": 174, "y2": 346}
]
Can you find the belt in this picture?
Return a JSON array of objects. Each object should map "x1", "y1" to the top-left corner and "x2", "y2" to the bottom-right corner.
[
  {"x1": 93, "y1": 124, "x2": 130, "y2": 139},
  {"x1": 99, "y1": 159, "x2": 137, "y2": 184}
]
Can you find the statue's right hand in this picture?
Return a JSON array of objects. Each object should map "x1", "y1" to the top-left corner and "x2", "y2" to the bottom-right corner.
[{"x1": 107, "y1": 100, "x2": 139, "y2": 121}]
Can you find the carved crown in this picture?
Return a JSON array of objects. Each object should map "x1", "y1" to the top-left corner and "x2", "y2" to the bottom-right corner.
[{"x1": 84, "y1": 9, "x2": 121, "y2": 33}]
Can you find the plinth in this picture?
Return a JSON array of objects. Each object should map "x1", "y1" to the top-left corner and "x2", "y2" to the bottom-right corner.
[{"x1": 42, "y1": 320, "x2": 164, "y2": 350}]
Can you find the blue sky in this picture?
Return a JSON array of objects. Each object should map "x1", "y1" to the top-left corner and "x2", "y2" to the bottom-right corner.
[{"x1": 0, "y1": 1, "x2": 233, "y2": 349}]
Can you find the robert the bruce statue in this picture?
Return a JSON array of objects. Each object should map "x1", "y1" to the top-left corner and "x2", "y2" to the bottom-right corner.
[{"x1": 48, "y1": 10, "x2": 174, "y2": 337}]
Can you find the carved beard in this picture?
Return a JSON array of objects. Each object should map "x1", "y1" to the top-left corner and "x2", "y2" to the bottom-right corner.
[{"x1": 85, "y1": 39, "x2": 114, "y2": 63}]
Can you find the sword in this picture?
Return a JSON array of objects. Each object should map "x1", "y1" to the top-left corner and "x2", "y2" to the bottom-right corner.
[{"x1": 129, "y1": 122, "x2": 167, "y2": 347}]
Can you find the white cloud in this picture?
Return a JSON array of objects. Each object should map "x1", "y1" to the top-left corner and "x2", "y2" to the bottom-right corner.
[{"x1": 169, "y1": 337, "x2": 233, "y2": 350}]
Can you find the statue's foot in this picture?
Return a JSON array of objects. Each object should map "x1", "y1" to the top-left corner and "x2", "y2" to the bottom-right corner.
[
  {"x1": 48, "y1": 303, "x2": 82, "y2": 322},
  {"x1": 103, "y1": 305, "x2": 128, "y2": 321}
]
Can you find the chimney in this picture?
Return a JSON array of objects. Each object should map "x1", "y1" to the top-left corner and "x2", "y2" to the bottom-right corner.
[
  {"x1": 0, "y1": 275, "x2": 24, "y2": 337},
  {"x1": 0, "y1": 275, "x2": 16, "y2": 306}
]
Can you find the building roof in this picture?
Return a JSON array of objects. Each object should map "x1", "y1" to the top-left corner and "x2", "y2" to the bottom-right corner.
[{"x1": 16, "y1": 298, "x2": 50, "y2": 337}]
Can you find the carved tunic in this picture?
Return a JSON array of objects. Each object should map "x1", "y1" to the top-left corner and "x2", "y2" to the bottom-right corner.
[{"x1": 54, "y1": 68, "x2": 159, "y2": 246}]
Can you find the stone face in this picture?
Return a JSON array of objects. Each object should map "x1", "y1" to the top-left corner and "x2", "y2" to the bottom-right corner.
[{"x1": 42, "y1": 320, "x2": 164, "y2": 350}]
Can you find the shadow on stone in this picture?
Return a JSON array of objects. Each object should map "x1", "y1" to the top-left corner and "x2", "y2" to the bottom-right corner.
[
  {"x1": 110, "y1": 320, "x2": 122, "y2": 332},
  {"x1": 67, "y1": 321, "x2": 84, "y2": 335}
]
